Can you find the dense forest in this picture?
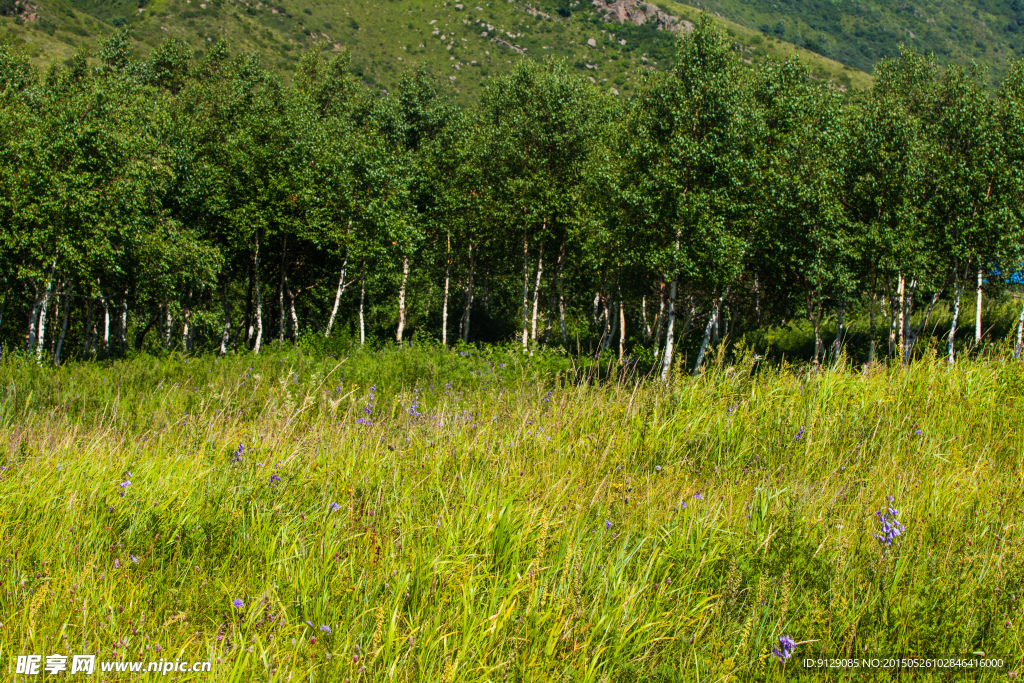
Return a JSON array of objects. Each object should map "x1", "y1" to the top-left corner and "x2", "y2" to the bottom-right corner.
[{"x1": 2, "y1": 17, "x2": 1024, "y2": 375}]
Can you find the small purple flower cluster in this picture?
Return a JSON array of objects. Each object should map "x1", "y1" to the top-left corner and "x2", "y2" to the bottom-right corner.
[
  {"x1": 358, "y1": 387, "x2": 376, "y2": 426},
  {"x1": 119, "y1": 472, "x2": 133, "y2": 497},
  {"x1": 796, "y1": 426, "x2": 805, "y2": 440},
  {"x1": 232, "y1": 443, "x2": 244, "y2": 464},
  {"x1": 407, "y1": 389, "x2": 423, "y2": 418},
  {"x1": 875, "y1": 495, "x2": 905, "y2": 546},
  {"x1": 772, "y1": 635, "x2": 796, "y2": 663}
]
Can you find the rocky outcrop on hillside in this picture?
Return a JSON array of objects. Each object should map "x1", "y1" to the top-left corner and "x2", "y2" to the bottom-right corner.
[{"x1": 591, "y1": 0, "x2": 693, "y2": 35}]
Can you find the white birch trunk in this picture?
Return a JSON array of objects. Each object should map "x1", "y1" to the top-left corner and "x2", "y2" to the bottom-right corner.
[
  {"x1": 253, "y1": 241, "x2": 264, "y2": 354},
  {"x1": 460, "y1": 244, "x2": 475, "y2": 344},
  {"x1": 530, "y1": 249, "x2": 544, "y2": 342},
  {"x1": 618, "y1": 295, "x2": 626, "y2": 362},
  {"x1": 26, "y1": 290, "x2": 41, "y2": 352},
  {"x1": 694, "y1": 291, "x2": 724, "y2": 376},
  {"x1": 36, "y1": 274, "x2": 55, "y2": 362},
  {"x1": 396, "y1": 256, "x2": 409, "y2": 345},
  {"x1": 359, "y1": 274, "x2": 366, "y2": 345},
  {"x1": 103, "y1": 298, "x2": 110, "y2": 356},
  {"x1": 326, "y1": 259, "x2": 348, "y2": 337},
  {"x1": 975, "y1": 267, "x2": 984, "y2": 345},
  {"x1": 833, "y1": 304, "x2": 844, "y2": 359},
  {"x1": 220, "y1": 284, "x2": 231, "y2": 355},
  {"x1": 442, "y1": 251, "x2": 450, "y2": 347},
  {"x1": 287, "y1": 278, "x2": 299, "y2": 339},
  {"x1": 948, "y1": 281, "x2": 962, "y2": 364},
  {"x1": 897, "y1": 273, "x2": 906, "y2": 358},
  {"x1": 182, "y1": 287, "x2": 192, "y2": 352},
  {"x1": 521, "y1": 236, "x2": 530, "y2": 348},
  {"x1": 119, "y1": 292, "x2": 128, "y2": 352},
  {"x1": 1015, "y1": 295, "x2": 1024, "y2": 358},
  {"x1": 165, "y1": 307, "x2": 173, "y2": 349},
  {"x1": 659, "y1": 274, "x2": 678, "y2": 381},
  {"x1": 556, "y1": 245, "x2": 567, "y2": 346}
]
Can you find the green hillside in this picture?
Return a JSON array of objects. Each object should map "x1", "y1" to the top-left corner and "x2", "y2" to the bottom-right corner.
[
  {"x1": 1, "y1": 0, "x2": 870, "y2": 100},
  {"x1": 693, "y1": 0, "x2": 1024, "y2": 80}
]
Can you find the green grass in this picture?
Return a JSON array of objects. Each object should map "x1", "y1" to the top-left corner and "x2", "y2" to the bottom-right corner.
[{"x1": 2, "y1": 343, "x2": 1024, "y2": 680}]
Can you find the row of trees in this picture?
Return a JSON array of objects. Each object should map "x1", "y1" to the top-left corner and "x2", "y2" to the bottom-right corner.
[{"x1": 2, "y1": 19, "x2": 1024, "y2": 372}]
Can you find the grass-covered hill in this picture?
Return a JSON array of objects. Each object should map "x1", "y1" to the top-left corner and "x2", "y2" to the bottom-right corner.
[{"x1": 0, "y1": 0, "x2": 871, "y2": 103}]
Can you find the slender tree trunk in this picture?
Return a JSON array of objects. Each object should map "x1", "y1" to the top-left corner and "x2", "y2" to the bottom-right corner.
[
  {"x1": 245, "y1": 264, "x2": 253, "y2": 344},
  {"x1": 659, "y1": 274, "x2": 678, "y2": 381},
  {"x1": 618, "y1": 290, "x2": 626, "y2": 363},
  {"x1": 460, "y1": 243, "x2": 475, "y2": 343},
  {"x1": 1015, "y1": 295, "x2": 1024, "y2": 358},
  {"x1": 326, "y1": 258, "x2": 348, "y2": 337},
  {"x1": 694, "y1": 290, "x2": 725, "y2": 375},
  {"x1": 253, "y1": 240, "x2": 264, "y2": 354},
  {"x1": 896, "y1": 273, "x2": 906, "y2": 358},
  {"x1": 26, "y1": 288, "x2": 41, "y2": 352},
  {"x1": 278, "y1": 247, "x2": 287, "y2": 345},
  {"x1": 521, "y1": 234, "x2": 531, "y2": 348},
  {"x1": 286, "y1": 278, "x2": 299, "y2": 339},
  {"x1": 975, "y1": 267, "x2": 984, "y2": 346},
  {"x1": 102, "y1": 296, "x2": 110, "y2": 357},
  {"x1": 949, "y1": 280, "x2": 963, "y2": 364},
  {"x1": 220, "y1": 281, "x2": 232, "y2": 354},
  {"x1": 396, "y1": 256, "x2": 409, "y2": 345},
  {"x1": 754, "y1": 274, "x2": 762, "y2": 327},
  {"x1": 885, "y1": 281, "x2": 896, "y2": 360},
  {"x1": 591, "y1": 291, "x2": 601, "y2": 327},
  {"x1": 530, "y1": 249, "x2": 544, "y2": 343},
  {"x1": 164, "y1": 306, "x2": 172, "y2": 349},
  {"x1": 556, "y1": 244, "x2": 567, "y2": 346},
  {"x1": 600, "y1": 297, "x2": 612, "y2": 351},
  {"x1": 442, "y1": 240, "x2": 451, "y2": 347},
  {"x1": 36, "y1": 272, "x2": 55, "y2": 362},
  {"x1": 118, "y1": 292, "x2": 128, "y2": 353},
  {"x1": 359, "y1": 272, "x2": 366, "y2": 345},
  {"x1": 182, "y1": 287, "x2": 192, "y2": 352},
  {"x1": 712, "y1": 302, "x2": 720, "y2": 346},
  {"x1": 642, "y1": 296, "x2": 649, "y2": 341}
]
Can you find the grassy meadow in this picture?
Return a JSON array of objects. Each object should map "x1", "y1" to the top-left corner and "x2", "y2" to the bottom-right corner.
[{"x1": 1, "y1": 343, "x2": 1024, "y2": 680}]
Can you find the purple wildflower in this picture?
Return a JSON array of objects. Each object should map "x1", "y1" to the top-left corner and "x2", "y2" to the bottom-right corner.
[
  {"x1": 130, "y1": 555, "x2": 138, "y2": 563},
  {"x1": 772, "y1": 635, "x2": 796, "y2": 663},
  {"x1": 693, "y1": 492, "x2": 704, "y2": 500},
  {"x1": 605, "y1": 520, "x2": 612, "y2": 530},
  {"x1": 232, "y1": 443, "x2": 244, "y2": 464},
  {"x1": 304, "y1": 621, "x2": 314, "y2": 628},
  {"x1": 875, "y1": 496, "x2": 905, "y2": 546},
  {"x1": 320, "y1": 625, "x2": 332, "y2": 635},
  {"x1": 796, "y1": 426, "x2": 805, "y2": 440},
  {"x1": 269, "y1": 473, "x2": 281, "y2": 485},
  {"x1": 113, "y1": 559, "x2": 121, "y2": 569},
  {"x1": 330, "y1": 502, "x2": 341, "y2": 512},
  {"x1": 233, "y1": 599, "x2": 244, "y2": 610}
]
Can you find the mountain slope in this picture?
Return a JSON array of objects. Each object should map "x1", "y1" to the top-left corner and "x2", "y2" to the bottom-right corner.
[
  {"x1": 689, "y1": 0, "x2": 1024, "y2": 80},
  {"x1": 1, "y1": 0, "x2": 870, "y2": 100}
]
